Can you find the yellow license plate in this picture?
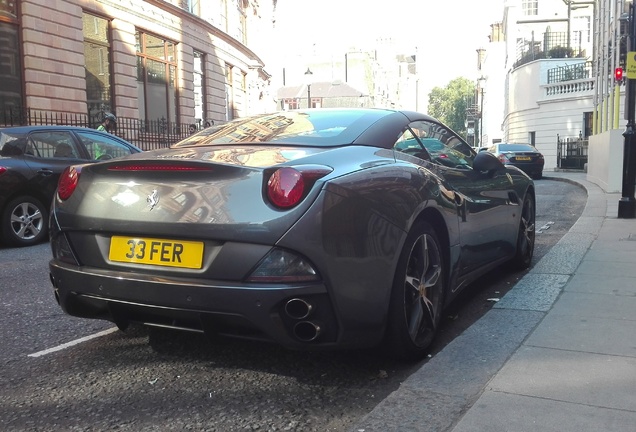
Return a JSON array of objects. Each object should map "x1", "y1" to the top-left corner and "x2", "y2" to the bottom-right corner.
[
  {"x1": 515, "y1": 156, "x2": 531, "y2": 161},
  {"x1": 109, "y1": 236, "x2": 204, "y2": 269}
]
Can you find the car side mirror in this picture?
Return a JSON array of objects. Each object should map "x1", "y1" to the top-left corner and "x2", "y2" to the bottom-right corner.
[{"x1": 473, "y1": 151, "x2": 505, "y2": 175}]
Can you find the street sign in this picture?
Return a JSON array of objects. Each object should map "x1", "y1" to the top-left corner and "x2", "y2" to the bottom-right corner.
[{"x1": 627, "y1": 51, "x2": 636, "y2": 79}]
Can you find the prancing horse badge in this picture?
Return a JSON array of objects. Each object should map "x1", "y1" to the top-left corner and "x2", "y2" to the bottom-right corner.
[{"x1": 147, "y1": 189, "x2": 159, "y2": 211}]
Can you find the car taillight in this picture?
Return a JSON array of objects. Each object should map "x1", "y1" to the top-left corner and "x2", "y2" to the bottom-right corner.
[
  {"x1": 57, "y1": 166, "x2": 81, "y2": 201},
  {"x1": 498, "y1": 154, "x2": 510, "y2": 163},
  {"x1": 266, "y1": 166, "x2": 332, "y2": 209},
  {"x1": 0, "y1": 167, "x2": 7, "y2": 176}
]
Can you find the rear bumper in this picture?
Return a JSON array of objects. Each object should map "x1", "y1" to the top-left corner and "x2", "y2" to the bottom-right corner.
[
  {"x1": 511, "y1": 163, "x2": 543, "y2": 177},
  {"x1": 49, "y1": 260, "x2": 383, "y2": 350}
]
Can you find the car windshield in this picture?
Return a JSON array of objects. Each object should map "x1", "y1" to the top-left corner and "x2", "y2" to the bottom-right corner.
[
  {"x1": 499, "y1": 143, "x2": 537, "y2": 152},
  {"x1": 173, "y1": 109, "x2": 392, "y2": 148}
]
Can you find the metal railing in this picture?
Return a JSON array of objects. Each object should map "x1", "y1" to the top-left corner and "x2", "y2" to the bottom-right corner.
[
  {"x1": 0, "y1": 107, "x2": 195, "y2": 151},
  {"x1": 514, "y1": 30, "x2": 586, "y2": 69},
  {"x1": 547, "y1": 62, "x2": 593, "y2": 83},
  {"x1": 557, "y1": 135, "x2": 588, "y2": 170}
]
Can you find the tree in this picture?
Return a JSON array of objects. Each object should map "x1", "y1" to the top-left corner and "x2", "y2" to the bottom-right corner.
[{"x1": 427, "y1": 77, "x2": 475, "y2": 139}]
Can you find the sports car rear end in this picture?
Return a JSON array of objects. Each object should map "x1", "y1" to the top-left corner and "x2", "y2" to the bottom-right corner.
[{"x1": 49, "y1": 109, "x2": 427, "y2": 350}]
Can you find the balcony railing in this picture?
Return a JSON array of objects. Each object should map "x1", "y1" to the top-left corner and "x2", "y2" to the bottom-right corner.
[
  {"x1": 514, "y1": 31, "x2": 587, "y2": 69},
  {"x1": 547, "y1": 62, "x2": 593, "y2": 83},
  {"x1": 545, "y1": 78, "x2": 595, "y2": 97}
]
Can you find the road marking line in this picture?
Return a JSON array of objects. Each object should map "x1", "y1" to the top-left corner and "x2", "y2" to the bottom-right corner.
[{"x1": 28, "y1": 327, "x2": 119, "y2": 358}]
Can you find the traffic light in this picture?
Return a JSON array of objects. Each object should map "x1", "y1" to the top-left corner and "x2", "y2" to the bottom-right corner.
[{"x1": 616, "y1": 67, "x2": 625, "y2": 82}]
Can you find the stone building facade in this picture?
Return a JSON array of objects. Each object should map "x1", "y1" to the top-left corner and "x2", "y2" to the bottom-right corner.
[{"x1": 0, "y1": 0, "x2": 275, "y2": 128}]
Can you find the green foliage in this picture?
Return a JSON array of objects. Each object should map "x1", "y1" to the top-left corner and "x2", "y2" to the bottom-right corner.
[{"x1": 427, "y1": 77, "x2": 475, "y2": 137}]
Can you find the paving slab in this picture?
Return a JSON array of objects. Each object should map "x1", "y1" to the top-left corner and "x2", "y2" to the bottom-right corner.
[
  {"x1": 524, "y1": 313, "x2": 636, "y2": 357},
  {"x1": 546, "y1": 290, "x2": 636, "y2": 319},
  {"x1": 452, "y1": 391, "x2": 636, "y2": 432},
  {"x1": 564, "y1": 273, "x2": 636, "y2": 295},
  {"x1": 488, "y1": 346, "x2": 636, "y2": 412},
  {"x1": 572, "y1": 259, "x2": 636, "y2": 277}
]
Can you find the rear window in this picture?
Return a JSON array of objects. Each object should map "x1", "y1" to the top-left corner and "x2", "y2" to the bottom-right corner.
[
  {"x1": 173, "y1": 109, "x2": 391, "y2": 148},
  {"x1": 0, "y1": 131, "x2": 26, "y2": 156},
  {"x1": 499, "y1": 143, "x2": 537, "y2": 152}
]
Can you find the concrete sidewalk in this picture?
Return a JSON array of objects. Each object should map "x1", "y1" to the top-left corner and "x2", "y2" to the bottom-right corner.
[{"x1": 353, "y1": 172, "x2": 636, "y2": 432}]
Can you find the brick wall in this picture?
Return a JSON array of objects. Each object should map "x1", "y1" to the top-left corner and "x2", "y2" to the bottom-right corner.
[{"x1": 15, "y1": 0, "x2": 272, "y2": 122}]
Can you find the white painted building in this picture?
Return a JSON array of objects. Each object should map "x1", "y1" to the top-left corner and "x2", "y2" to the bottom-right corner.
[{"x1": 478, "y1": 0, "x2": 628, "y2": 179}]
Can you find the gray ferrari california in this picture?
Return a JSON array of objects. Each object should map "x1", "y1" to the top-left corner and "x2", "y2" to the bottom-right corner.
[{"x1": 49, "y1": 108, "x2": 535, "y2": 361}]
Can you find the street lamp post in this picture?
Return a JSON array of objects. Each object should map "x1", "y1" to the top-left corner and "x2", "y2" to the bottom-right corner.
[
  {"x1": 304, "y1": 68, "x2": 313, "y2": 109},
  {"x1": 619, "y1": 2, "x2": 636, "y2": 218},
  {"x1": 477, "y1": 76, "x2": 486, "y2": 147}
]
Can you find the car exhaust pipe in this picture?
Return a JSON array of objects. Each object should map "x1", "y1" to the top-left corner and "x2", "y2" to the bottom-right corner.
[
  {"x1": 293, "y1": 321, "x2": 321, "y2": 342},
  {"x1": 284, "y1": 298, "x2": 313, "y2": 320}
]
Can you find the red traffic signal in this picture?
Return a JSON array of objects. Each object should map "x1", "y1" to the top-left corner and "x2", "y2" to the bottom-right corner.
[{"x1": 615, "y1": 67, "x2": 624, "y2": 82}]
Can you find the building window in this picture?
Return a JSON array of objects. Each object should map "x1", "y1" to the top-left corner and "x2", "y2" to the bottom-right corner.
[
  {"x1": 193, "y1": 51, "x2": 206, "y2": 128},
  {"x1": 225, "y1": 64, "x2": 234, "y2": 120},
  {"x1": 282, "y1": 99, "x2": 299, "y2": 110},
  {"x1": 135, "y1": 30, "x2": 178, "y2": 124},
  {"x1": 0, "y1": 2, "x2": 22, "y2": 111},
  {"x1": 187, "y1": 0, "x2": 200, "y2": 16},
  {"x1": 238, "y1": 8, "x2": 247, "y2": 45},
  {"x1": 529, "y1": 131, "x2": 536, "y2": 146},
  {"x1": 220, "y1": 0, "x2": 228, "y2": 32},
  {"x1": 573, "y1": 16, "x2": 591, "y2": 43},
  {"x1": 583, "y1": 112, "x2": 593, "y2": 138},
  {"x1": 83, "y1": 13, "x2": 112, "y2": 119},
  {"x1": 522, "y1": 0, "x2": 538, "y2": 16}
]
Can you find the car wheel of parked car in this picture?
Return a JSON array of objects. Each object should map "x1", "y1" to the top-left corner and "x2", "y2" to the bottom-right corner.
[
  {"x1": 1, "y1": 196, "x2": 49, "y2": 247},
  {"x1": 384, "y1": 220, "x2": 445, "y2": 361},
  {"x1": 510, "y1": 192, "x2": 535, "y2": 270}
]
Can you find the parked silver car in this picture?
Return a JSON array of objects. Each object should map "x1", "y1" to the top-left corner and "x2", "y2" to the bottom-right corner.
[{"x1": 49, "y1": 108, "x2": 535, "y2": 360}]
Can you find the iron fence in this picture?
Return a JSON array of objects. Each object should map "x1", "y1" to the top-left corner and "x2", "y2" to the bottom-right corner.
[
  {"x1": 557, "y1": 135, "x2": 588, "y2": 170},
  {"x1": 547, "y1": 61, "x2": 593, "y2": 83},
  {"x1": 0, "y1": 107, "x2": 195, "y2": 151},
  {"x1": 514, "y1": 30, "x2": 586, "y2": 69}
]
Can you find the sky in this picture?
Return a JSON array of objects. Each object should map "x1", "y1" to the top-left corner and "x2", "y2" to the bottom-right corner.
[{"x1": 270, "y1": 0, "x2": 504, "y2": 94}]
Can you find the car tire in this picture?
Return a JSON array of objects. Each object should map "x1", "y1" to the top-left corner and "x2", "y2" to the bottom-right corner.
[
  {"x1": 1, "y1": 196, "x2": 49, "y2": 247},
  {"x1": 510, "y1": 192, "x2": 535, "y2": 270},
  {"x1": 384, "y1": 220, "x2": 446, "y2": 361}
]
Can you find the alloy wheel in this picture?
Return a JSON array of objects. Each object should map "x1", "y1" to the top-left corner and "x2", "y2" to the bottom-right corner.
[
  {"x1": 10, "y1": 201, "x2": 44, "y2": 241},
  {"x1": 403, "y1": 232, "x2": 443, "y2": 347},
  {"x1": 511, "y1": 193, "x2": 536, "y2": 270}
]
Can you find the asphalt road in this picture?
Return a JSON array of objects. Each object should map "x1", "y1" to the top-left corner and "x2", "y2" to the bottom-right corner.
[{"x1": 0, "y1": 177, "x2": 586, "y2": 432}]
